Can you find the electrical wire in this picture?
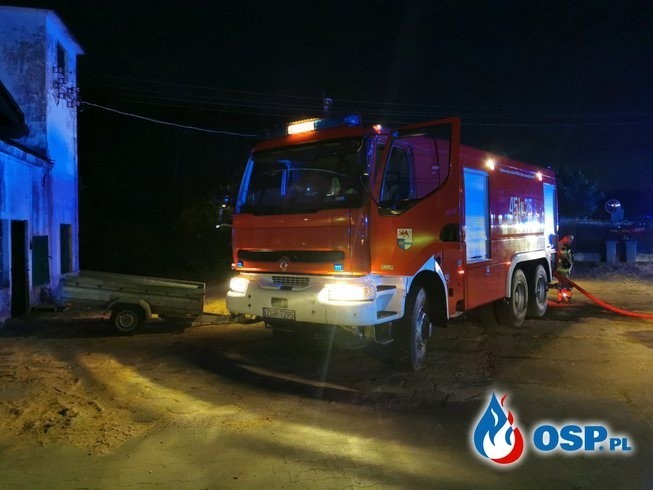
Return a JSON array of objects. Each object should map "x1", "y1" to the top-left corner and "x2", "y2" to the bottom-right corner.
[
  {"x1": 81, "y1": 100, "x2": 257, "y2": 136},
  {"x1": 84, "y1": 88, "x2": 653, "y2": 127},
  {"x1": 83, "y1": 72, "x2": 653, "y2": 123},
  {"x1": 84, "y1": 72, "x2": 653, "y2": 116},
  {"x1": 101, "y1": 89, "x2": 321, "y2": 113},
  {"x1": 80, "y1": 82, "x2": 653, "y2": 136}
]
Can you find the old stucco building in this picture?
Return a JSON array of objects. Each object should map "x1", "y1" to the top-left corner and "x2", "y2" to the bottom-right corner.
[{"x1": 0, "y1": 7, "x2": 83, "y2": 322}]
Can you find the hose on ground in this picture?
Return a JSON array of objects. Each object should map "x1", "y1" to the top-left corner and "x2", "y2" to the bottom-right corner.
[{"x1": 562, "y1": 277, "x2": 653, "y2": 320}]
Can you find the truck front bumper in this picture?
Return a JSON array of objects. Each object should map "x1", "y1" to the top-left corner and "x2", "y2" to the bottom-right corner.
[{"x1": 226, "y1": 273, "x2": 403, "y2": 327}]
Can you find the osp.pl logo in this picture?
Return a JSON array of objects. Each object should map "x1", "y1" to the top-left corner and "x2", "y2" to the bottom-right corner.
[
  {"x1": 471, "y1": 391, "x2": 634, "y2": 467},
  {"x1": 472, "y1": 393, "x2": 525, "y2": 465}
]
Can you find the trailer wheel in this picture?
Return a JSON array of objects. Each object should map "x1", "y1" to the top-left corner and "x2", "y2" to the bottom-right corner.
[
  {"x1": 110, "y1": 305, "x2": 143, "y2": 334},
  {"x1": 393, "y1": 287, "x2": 430, "y2": 371},
  {"x1": 527, "y1": 265, "x2": 548, "y2": 318},
  {"x1": 495, "y1": 269, "x2": 529, "y2": 327}
]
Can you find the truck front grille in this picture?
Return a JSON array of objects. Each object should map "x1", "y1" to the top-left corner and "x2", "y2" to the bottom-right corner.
[{"x1": 271, "y1": 275, "x2": 310, "y2": 288}]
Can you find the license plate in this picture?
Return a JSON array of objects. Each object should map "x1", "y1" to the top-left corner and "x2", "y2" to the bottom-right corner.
[{"x1": 263, "y1": 307, "x2": 296, "y2": 320}]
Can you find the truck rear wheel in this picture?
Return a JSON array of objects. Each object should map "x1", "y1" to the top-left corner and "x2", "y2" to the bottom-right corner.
[
  {"x1": 527, "y1": 264, "x2": 548, "y2": 318},
  {"x1": 110, "y1": 305, "x2": 143, "y2": 334},
  {"x1": 495, "y1": 269, "x2": 529, "y2": 327},
  {"x1": 393, "y1": 287, "x2": 430, "y2": 371}
]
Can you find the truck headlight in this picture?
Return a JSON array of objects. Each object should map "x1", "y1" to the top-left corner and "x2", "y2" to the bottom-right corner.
[
  {"x1": 319, "y1": 283, "x2": 376, "y2": 302},
  {"x1": 229, "y1": 276, "x2": 249, "y2": 294}
]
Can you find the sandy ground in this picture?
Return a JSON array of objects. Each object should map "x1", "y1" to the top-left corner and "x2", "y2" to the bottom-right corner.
[{"x1": 0, "y1": 264, "x2": 651, "y2": 488}]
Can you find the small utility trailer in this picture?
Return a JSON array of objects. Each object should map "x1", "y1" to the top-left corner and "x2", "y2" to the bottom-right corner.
[{"x1": 58, "y1": 271, "x2": 205, "y2": 334}]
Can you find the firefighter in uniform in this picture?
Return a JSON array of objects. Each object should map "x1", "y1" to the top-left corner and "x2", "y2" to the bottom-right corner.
[{"x1": 555, "y1": 234, "x2": 574, "y2": 302}]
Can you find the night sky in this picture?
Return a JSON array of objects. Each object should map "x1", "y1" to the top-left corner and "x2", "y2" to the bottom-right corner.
[{"x1": 7, "y1": 0, "x2": 653, "y2": 272}]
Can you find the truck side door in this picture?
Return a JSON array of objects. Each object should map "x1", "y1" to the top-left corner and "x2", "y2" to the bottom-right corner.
[{"x1": 370, "y1": 118, "x2": 463, "y2": 315}]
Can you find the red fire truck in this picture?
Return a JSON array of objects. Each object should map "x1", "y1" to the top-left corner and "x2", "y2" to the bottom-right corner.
[{"x1": 227, "y1": 115, "x2": 558, "y2": 370}]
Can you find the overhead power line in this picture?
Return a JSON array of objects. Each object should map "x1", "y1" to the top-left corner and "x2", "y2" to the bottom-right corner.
[
  {"x1": 80, "y1": 97, "x2": 653, "y2": 134},
  {"x1": 83, "y1": 89, "x2": 653, "y2": 127},
  {"x1": 81, "y1": 100, "x2": 257, "y2": 137},
  {"x1": 84, "y1": 72, "x2": 653, "y2": 119}
]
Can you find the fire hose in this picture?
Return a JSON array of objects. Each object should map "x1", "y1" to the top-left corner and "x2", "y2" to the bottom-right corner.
[{"x1": 553, "y1": 274, "x2": 653, "y2": 320}]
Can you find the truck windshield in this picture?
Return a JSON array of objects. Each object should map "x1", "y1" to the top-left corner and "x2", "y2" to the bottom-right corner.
[{"x1": 237, "y1": 138, "x2": 369, "y2": 215}]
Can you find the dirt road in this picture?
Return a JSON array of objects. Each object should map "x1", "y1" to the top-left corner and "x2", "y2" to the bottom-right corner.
[{"x1": 0, "y1": 265, "x2": 651, "y2": 488}]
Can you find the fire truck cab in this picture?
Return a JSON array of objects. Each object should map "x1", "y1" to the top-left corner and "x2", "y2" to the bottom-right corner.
[{"x1": 227, "y1": 116, "x2": 557, "y2": 370}]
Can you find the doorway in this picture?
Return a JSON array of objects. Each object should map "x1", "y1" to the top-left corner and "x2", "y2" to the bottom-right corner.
[
  {"x1": 60, "y1": 224, "x2": 72, "y2": 274},
  {"x1": 10, "y1": 220, "x2": 28, "y2": 318}
]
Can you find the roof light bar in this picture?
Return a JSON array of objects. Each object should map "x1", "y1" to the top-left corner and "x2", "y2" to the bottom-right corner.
[
  {"x1": 285, "y1": 115, "x2": 362, "y2": 136},
  {"x1": 287, "y1": 118, "x2": 319, "y2": 135}
]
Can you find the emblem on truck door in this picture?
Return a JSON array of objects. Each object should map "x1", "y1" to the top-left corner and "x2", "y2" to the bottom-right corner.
[
  {"x1": 279, "y1": 256, "x2": 290, "y2": 272},
  {"x1": 397, "y1": 228, "x2": 413, "y2": 250}
]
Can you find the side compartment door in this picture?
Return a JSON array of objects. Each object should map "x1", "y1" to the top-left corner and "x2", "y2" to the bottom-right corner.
[
  {"x1": 463, "y1": 169, "x2": 489, "y2": 263},
  {"x1": 543, "y1": 181, "x2": 558, "y2": 273},
  {"x1": 463, "y1": 168, "x2": 503, "y2": 309},
  {"x1": 543, "y1": 182, "x2": 557, "y2": 247}
]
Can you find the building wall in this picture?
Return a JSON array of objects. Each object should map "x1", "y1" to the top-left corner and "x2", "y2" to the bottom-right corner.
[
  {"x1": 0, "y1": 9, "x2": 47, "y2": 153},
  {"x1": 0, "y1": 7, "x2": 82, "y2": 323},
  {"x1": 44, "y1": 10, "x2": 81, "y2": 281},
  {"x1": 0, "y1": 141, "x2": 52, "y2": 320}
]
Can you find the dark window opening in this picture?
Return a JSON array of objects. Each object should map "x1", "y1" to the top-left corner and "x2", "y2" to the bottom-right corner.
[{"x1": 56, "y1": 43, "x2": 66, "y2": 74}]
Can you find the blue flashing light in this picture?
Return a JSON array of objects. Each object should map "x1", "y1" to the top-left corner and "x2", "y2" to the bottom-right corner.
[
  {"x1": 237, "y1": 261, "x2": 243, "y2": 267},
  {"x1": 334, "y1": 264, "x2": 344, "y2": 272},
  {"x1": 343, "y1": 114, "x2": 361, "y2": 126},
  {"x1": 313, "y1": 114, "x2": 361, "y2": 131}
]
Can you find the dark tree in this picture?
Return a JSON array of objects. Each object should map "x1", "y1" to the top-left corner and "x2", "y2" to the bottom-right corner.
[{"x1": 556, "y1": 167, "x2": 605, "y2": 219}]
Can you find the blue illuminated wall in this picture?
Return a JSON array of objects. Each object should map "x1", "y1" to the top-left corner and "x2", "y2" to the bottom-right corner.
[{"x1": 0, "y1": 7, "x2": 83, "y2": 322}]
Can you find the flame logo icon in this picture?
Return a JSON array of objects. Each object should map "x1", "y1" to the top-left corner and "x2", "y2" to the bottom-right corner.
[{"x1": 472, "y1": 393, "x2": 525, "y2": 465}]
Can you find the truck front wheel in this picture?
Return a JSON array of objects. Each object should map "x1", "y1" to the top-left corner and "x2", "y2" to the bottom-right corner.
[
  {"x1": 393, "y1": 287, "x2": 430, "y2": 371},
  {"x1": 495, "y1": 269, "x2": 529, "y2": 327},
  {"x1": 110, "y1": 305, "x2": 144, "y2": 334}
]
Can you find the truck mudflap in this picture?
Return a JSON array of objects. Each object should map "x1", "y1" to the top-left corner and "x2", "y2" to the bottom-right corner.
[{"x1": 362, "y1": 323, "x2": 394, "y2": 345}]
